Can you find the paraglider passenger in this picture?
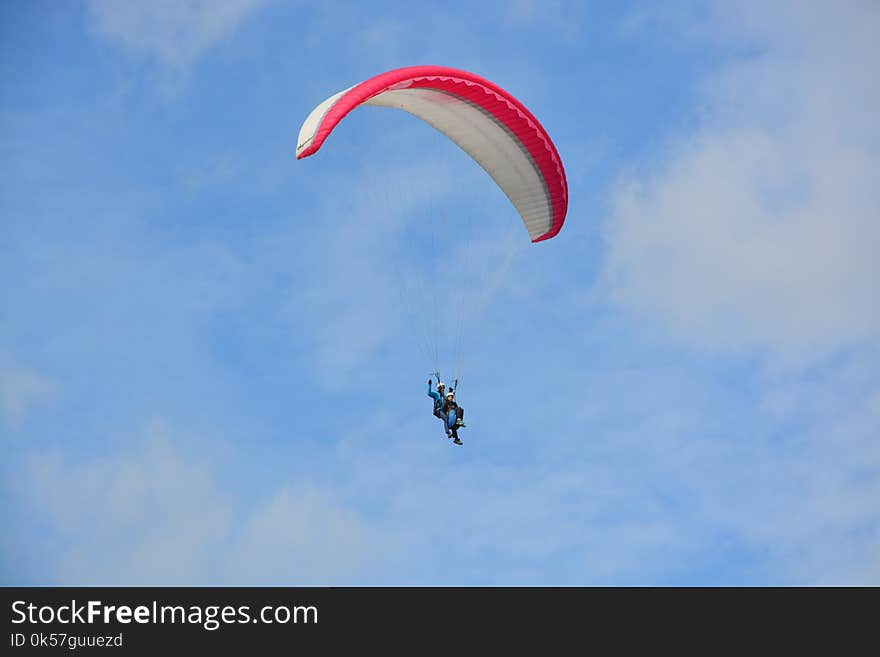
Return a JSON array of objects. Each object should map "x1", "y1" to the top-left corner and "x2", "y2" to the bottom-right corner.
[{"x1": 442, "y1": 390, "x2": 465, "y2": 445}]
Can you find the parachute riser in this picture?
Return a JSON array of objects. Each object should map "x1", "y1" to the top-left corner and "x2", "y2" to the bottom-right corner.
[{"x1": 430, "y1": 372, "x2": 459, "y2": 393}]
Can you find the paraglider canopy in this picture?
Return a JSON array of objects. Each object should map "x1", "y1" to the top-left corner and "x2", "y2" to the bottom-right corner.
[{"x1": 296, "y1": 65, "x2": 568, "y2": 242}]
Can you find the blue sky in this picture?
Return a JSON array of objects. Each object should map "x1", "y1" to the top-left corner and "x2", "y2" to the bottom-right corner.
[{"x1": 1, "y1": 0, "x2": 878, "y2": 585}]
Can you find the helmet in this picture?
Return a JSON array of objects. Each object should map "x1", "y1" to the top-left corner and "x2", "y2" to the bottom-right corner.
[
  {"x1": 437, "y1": 381, "x2": 445, "y2": 389},
  {"x1": 446, "y1": 390, "x2": 454, "y2": 398}
]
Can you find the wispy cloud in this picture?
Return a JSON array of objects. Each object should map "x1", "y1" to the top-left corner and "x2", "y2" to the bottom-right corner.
[
  {"x1": 504, "y1": 0, "x2": 581, "y2": 42},
  {"x1": 13, "y1": 424, "x2": 385, "y2": 585},
  {"x1": 86, "y1": 0, "x2": 271, "y2": 71},
  {"x1": 232, "y1": 485, "x2": 383, "y2": 585},
  {"x1": 20, "y1": 427, "x2": 231, "y2": 584},
  {"x1": 0, "y1": 363, "x2": 55, "y2": 431}
]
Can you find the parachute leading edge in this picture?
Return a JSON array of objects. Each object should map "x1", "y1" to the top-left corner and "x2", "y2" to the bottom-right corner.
[{"x1": 295, "y1": 65, "x2": 568, "y2": 242}]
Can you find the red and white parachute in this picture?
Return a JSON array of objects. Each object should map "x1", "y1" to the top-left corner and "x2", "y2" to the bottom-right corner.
[{"x1": 296, "y1": 65, "x2": 568, "y2": 242}]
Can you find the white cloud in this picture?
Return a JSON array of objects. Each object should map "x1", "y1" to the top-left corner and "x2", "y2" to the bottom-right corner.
[
  {"x1": 23, "y1": 427, "x2": 231, "y2": 584},
  {"x1": 694, "y1": 361, "x2": 880, "y2": 584},
  {"x1": 15, "y1": 423, "x2": 384, "y2": 585},
  {"x1": 602, "y1": 1, "x2": 880, "y2": 357},
  {"x1": 87, "y1": 0, "x2": 271, "y2": 70},
  {"x1": 0, "y1": 365, "x2": 55, "y2": 430},
  {"x1": 232, "y1": 485, "x2": 382, "y2": 585}
]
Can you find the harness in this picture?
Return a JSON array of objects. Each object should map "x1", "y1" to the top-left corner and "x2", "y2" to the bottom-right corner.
[{"x1": 432, "y1": 372, "x2": 458, "y2": 412}]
